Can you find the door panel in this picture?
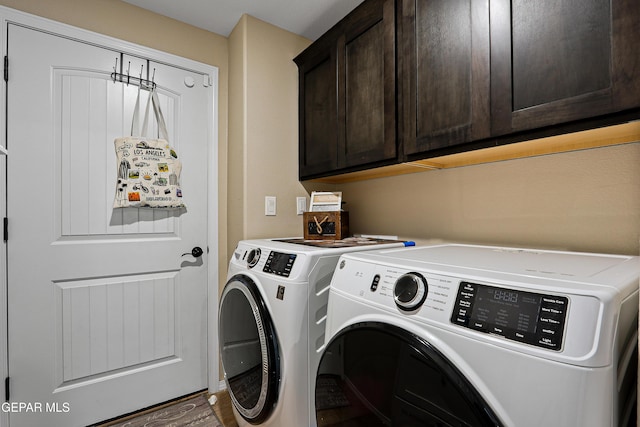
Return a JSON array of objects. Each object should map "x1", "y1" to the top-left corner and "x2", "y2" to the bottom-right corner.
[
  {"x1": 219, "y1": 275, "x2": 281, "y2": 424},
  {"x1": 57, "y1": 273, "x2": 177, "y2": 383},
  {"x1": 490, "y1": 0, "x2": 640, "y2": 134},
  {"x1": 340, "y1": 0, "x2": 396, "y2": 169},
  {"x1": 296, "y1": 42, "x2": 339, "y2": 179},
  {"x1": 510, "y1": 0, "x2": 610, "y2": 110},
  {"x1": 56, "y1": 69, "x2": 177, "y2": 236},
  {"x1": 399, "y1": 0, "x2": 490, "y2": 156},
  {"x1": 7, "y1": 24, "x2": 211, "y2": 426},
  {"x1": 315, "y1": 323, "x2": 503, "y2": 426}
]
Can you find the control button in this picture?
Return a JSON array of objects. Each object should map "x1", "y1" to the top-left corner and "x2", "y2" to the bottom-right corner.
[
  {"x1": 247, "y1": 248, "x2": 261, "y2": 268},
  {"x1": 541, "y1": 297, "x2": 567, "y2": 308},
  {"x1": 455, "y1": 316, "x2": 468, "y2": 325},
  {"x1": 537, "y1": 336, "x2": 560, "y2": 350},
  {"x1": 539, "y1": 296, "x2": 568, "y2": 321},
  {"x1": 461, "y1": 282, "x2": 477, "y2": 293},
  {"x1": 370, "y1": 274, "x2": 381, "y2": 292},
  {"x1": 451, "y1": 282, "x2": 478, "y2": 325},
  {"x1": 540, "y1": 306, "x2": 564, "y2": 316},
  {"x1": 539, "y1": 316, "x2": 562, "y2": 326},
  {"x1": 538, "y1": 296, "x2": 567, "y2": 347},
  {"x1": 393, "y1": 272, "x2": 428, "y2": 312},
  {"x1": 471, "y1": 321, "x2": 485, "y2": 331}
]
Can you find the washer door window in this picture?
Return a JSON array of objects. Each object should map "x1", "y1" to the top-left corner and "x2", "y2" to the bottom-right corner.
[
  {"x1": 219, "y1": 274, "x2": 280, "y2": 424},
  {"x1": 316, "y1": 322, "x2": 503, "y2": 427}
]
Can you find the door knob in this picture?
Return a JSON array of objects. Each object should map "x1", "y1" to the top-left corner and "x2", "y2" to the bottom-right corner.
[{"x1": 182, "y1": 246, "x2": 204, "y2": 258}]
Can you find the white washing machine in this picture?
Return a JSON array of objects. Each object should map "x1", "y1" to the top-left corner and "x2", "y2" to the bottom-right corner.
[
  {"x1": 315, "y1": 244, "x2": 639, "y2": 427},
  {"x1": 218, "y1": 237, "x2": 414, "y2": 426}
]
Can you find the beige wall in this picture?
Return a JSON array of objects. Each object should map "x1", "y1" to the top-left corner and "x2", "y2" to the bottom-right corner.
[
  {"x1": 340, "y1": 142, "x2": 640, "y2": 255},
  {"x1": 227, "y1": 15, "x2": 246, "y2": 267},
  {"x1": 0, "y1": 0, "x2": 227, "y2": 65},
  {"x1": 227, "y1": 15, "x2": 321, "y2": 257}
]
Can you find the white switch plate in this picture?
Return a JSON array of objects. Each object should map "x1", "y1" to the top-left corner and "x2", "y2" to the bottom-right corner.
[
  {"x1": 265, "y1": 196, "x2": 277, "y2": 216},
  {"x1": 296, "y1": 197, "x2": 307, "y2": 215}
]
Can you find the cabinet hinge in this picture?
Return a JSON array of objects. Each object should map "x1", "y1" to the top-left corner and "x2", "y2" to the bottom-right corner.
[
  {"x1": 3, "y1": 56, "x2": 7, "y2": 82},
  {"x1": 3, "y1": 217, "x2": 7, "y2": 242},
  {"x1": 4, "y1": 377, "x2": 9, "y2": 401}
]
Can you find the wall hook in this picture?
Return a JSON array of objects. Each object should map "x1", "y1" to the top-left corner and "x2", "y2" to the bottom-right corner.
[
  {"x1": 112, "y1": 57, "x2": 119, "y2": 83},
  {"x1": 109, "y1": 58, "x2": 157, "y2": 91}
]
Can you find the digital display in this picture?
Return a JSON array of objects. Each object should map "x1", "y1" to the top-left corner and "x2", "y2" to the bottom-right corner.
[
  {"x1": 451, "y1": 282, "x2": 568, "y2": 351},
  {"x1": 471, "y1": 286, "x2": 541, "y2": 335},
  {"x1": 492, "y1": 289, "x2": 518, "y2": 303}
]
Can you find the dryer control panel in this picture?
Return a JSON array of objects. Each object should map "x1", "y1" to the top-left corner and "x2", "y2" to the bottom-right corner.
[
  {"x1": 451, "y1": 282, "x2": 568, "y2": 351},
  {"x1": 263, "y1": 251, "x2": 297, "y2": 277}
]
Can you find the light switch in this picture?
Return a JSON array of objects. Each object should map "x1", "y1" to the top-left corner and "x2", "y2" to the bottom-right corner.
[
  {"x1": 296, "y1": 197, "x2": 307, "y2": 215},
  {"x1": 265, "y1": 196, "x2": 277, "y2": 216}
]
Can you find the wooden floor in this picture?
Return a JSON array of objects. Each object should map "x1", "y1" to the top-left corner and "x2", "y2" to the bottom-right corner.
[
  {"x1": 211, "y1": 389, "x2": 238, "y2": 427},
  {"x1": 100, "y1": 388, "x2": 357, "y2": 427},
  {"x1": 94, "y1": 389, "x2": 237, "y2": 427}
]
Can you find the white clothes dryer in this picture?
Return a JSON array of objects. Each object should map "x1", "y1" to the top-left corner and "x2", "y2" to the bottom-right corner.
[
  {"x1": 218, "y1": 237, "x2": 414, "y2": 427},
  {"x1": 315, "y1": 244, "x2": 639, "y2": 427}
]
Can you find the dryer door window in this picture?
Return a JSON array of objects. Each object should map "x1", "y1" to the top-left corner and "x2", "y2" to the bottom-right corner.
[
  {"x1": 315, "y1": 322, "x2": 503, "y2": 427},
  {"x1": 219, "y1": 274, "x2": 280, "y2": 424}
]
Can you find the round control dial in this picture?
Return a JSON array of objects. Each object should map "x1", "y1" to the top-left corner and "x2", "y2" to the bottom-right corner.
[
  {"x1": 393, "y1": 272, "x2": 428, "y2": 311},
  {"x1": 247, "y1": 248, "x2": 261, "y2": 268}
]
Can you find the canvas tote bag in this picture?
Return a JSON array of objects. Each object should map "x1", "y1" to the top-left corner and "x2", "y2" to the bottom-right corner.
[{"x1": 113, "y1": 87, "x2": 184, "y2": 208}]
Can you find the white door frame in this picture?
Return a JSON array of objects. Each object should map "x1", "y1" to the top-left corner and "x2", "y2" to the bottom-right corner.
[{"x1": 0, "y1": 7, "x2": 219, "y2": 426}]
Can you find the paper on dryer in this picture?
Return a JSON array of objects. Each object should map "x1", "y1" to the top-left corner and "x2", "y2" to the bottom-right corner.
[{"x1": 310, "y1": 191, "x2": 342, "y2": 211}]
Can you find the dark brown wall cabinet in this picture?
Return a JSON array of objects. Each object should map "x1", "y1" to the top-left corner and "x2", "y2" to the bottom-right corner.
[
  {"x1": 295, "y1": 0, "x2": 396, "y2": 180},
  {"x1": 490, "y1": 0, "x2": 640, "y2": 135},
  {"x1": 294, "y1": 34, "x2": 338, "y2": 179},
  {"x1": 399, "y1": 0, "x2": 490, "y2": 158},
  {"x1": 296, "y1": 0, "x2": 640, "y2": 180}
]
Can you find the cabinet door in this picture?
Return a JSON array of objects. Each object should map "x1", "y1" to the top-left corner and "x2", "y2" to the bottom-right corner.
[
  {"x1": 399, "y1": 0, "x2": 490, "y2": 157},
  {"x1": 338, "y1": 0, "x2": 397, "y2": 170},
  {"x1": 491, "y1": 0, "x2": 640, "y2": 135},
  {"x1": 296, "y1": 35, "x2": 339, "y2": 179}
]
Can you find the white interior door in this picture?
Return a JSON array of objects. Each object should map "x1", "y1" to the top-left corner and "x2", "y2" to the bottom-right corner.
[{"x1": 6, "y1": 23, "x2": 212, "y2": 426}]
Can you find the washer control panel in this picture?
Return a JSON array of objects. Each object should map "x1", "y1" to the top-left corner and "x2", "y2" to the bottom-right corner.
[
  {"x1": 329, "y1": 246, "x2": 624, "y2": 362},
  {"x1": 451, "y1": 282, "x2": 568, "y2": 351}
]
